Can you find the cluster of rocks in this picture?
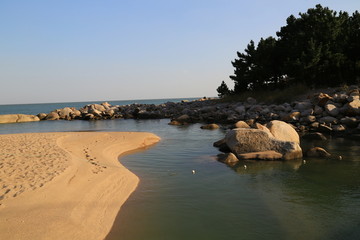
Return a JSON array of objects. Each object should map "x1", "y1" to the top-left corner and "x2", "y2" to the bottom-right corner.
[
  {"x1": 170, "y1": 86, "x2": 360, "y2": 136},
  {"x1": 34, "y1": 85, "x2": 360, "y2": 136},
  {"x1": 214, "y1": 120, "x2": 334, "y2": 164},
  {"x1": 2, "y1": 85, "x2": 360, "y2": 137},
  {"x1": 215, "y1": 120, "x2": 303, "y2": 163}
]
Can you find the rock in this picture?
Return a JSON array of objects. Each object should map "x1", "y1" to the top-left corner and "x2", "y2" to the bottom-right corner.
[
  {"x1": 312, "y1": 93, "x2": 333, "y2": 107},
  {"x1": 300, "y1": 109, "x2": 314, "y2": 117},
  {"x1": 281, "y1": 111, "x2": 301, "y2": 121},
  {"x1": 104, "y1": 109, "x2": 115, "y2": 117},
  {"x1": 217, "y1": 152, "x2": 239, "y2": 164},
  {"x1": 318, "y1": 124, "x2": 333, "y2": 133},
  {"x1": 333, "y1": 93, "x2": 348, "y2": 104},
  {"x1": 72, "y1": 110, "x2": 82, "y2": 118},
  {"x1": 313, "y1": 105, "x2": 323, "y2": 115},
  {"x1": 340, "y1": 117, "x2": 358, "y2": 128},
  {"x1": 168, "y1": 120, "x2": 183, "y2": 126},
  {"x1": 235, "y1": 105, "x2": 246, "y2": 115},
  {"x1": 306, "y1": 147, "x2": 331, "y2": 158},
  {"x1": 37, "y1": 113, "x2": 47, "y2": 120},
  {"x1": 58, "y1": 107, "x2": 73, "y2": 119},
  {"x1": 213, "y1": 138, "x2": 226, "y2": 148},
  {"x1": 344, "y1": 99, "x2": 360, "y2": 116},
  {"x1": 234, "y1": 121, "x2": 250, "y2": 129},
  {"x1": 253, "y1": 123, "x2": 273, "y2": 137},
  {"x1": 294, "y1": 101, "x2": 313, "y2": 111},
  {"x1": 237, "y1": 151, "x2": 283, "y2": 161},
  {"x1": 300, "y1": 116, "x2": 316, "y2": 124},
  {"x1": 0, "y1": 114, "x2": 40, "y2": 124},
  {"x1": 83, "y1": 113, "x2": 95, "y2": 120},
  {"x1": 266, "y1": 120, "x2": 300, "y2": 144},
  {"x1": 309, "y1": 122, "x2": 320, "y2": 129},
  {"x1": 213, "y1": 138, "x2": 231, "y2": 152},
  {"x1": 332, "y1": 124, "x2": 346, "y2": 132},
  {"x1": 302, "y1": 132, "x2": 327, "y2": 140},
  {"x1": 101, "y1": 102, "x2": 112, "y2": 109},
  {"x1": 92, "y1": 104, "x2": 106, "y2": 112},
  {"x1": 45, "y1": 111, "x2": 60, "y2": 121},
  {"x1": 200, "y1": 123, "x2": 219, "y2": 130},
  {"x1": 324, "y1": 104, "x2": 340, "y2": 117},
  {"x1": 319, "y1": 116, "x2": 338, "y2": 125},
  {"x1": 246, "y1": 97, "x2": 257, "y2": 105},
  {"x1": 176, "y1": 114, "x2": 190, "y2": 123},
  {"x1": 225, "y1": 128, "x2": 302, "y2": 160}
]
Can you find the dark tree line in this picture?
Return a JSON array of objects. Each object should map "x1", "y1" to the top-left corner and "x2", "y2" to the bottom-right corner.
[{"x1": 218, "y1": 5, "x2": 360, "y2": 97}]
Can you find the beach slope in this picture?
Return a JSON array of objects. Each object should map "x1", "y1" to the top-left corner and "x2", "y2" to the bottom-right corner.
[{"x1": 0, "y1": 132, "x2": 160, "y2": 240}]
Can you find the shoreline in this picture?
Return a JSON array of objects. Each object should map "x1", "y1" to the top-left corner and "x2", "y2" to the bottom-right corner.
[{"x1": 0, "y1": 132, "x2": 160, "y2": 240}]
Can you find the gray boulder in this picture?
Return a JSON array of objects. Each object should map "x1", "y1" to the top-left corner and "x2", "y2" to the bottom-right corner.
[{"x1": 225, "y1": 128, "x2": 302, "y2": 160}]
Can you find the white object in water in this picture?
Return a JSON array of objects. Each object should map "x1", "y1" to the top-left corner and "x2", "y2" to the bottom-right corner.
[
  {"x1": 192, "y1": 170, "x2": 196, "y2": 174},
  {"x1": 303, "y1": 160, "x2": 306, "y2": 164},
  {"x1": 244, "y1": 165, "x2": 247, "y2": 169}
]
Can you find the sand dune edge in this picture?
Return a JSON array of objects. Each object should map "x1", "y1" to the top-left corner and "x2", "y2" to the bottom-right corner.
[{"x1": 0, "y1": 132, "x2": 160, "y2": 240}]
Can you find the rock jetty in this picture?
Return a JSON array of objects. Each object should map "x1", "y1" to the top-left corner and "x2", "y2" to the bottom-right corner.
[{"x1": 29, "y1": 85, "x2": 360, "y2": 136}]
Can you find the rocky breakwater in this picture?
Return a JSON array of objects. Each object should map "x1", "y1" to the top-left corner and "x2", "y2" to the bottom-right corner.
[
  {"x1": 32, "y1": 85, "x2": 360, "y2": 137},
  {"x1": 215, "y1": 120, "x2": 303, "y2": 163}
]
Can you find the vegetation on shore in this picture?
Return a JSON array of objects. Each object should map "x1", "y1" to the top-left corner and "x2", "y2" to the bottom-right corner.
[{"x1": 217, "y1": 4, "x2": 360, "y2": 98}]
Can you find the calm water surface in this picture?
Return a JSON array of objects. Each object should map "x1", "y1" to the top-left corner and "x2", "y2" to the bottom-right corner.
[{"x1": 0, "y1": 102, "x2": 359, "y2": 240}]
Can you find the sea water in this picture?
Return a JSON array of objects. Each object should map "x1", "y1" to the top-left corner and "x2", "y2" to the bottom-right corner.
[{"x1": 0, "y1": 101, "x2": 359, "y2": 240}]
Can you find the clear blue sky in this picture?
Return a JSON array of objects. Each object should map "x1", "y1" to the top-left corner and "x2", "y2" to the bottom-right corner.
[{"x1": 0, "y1": 0, "x2": 358, "y2": 104}]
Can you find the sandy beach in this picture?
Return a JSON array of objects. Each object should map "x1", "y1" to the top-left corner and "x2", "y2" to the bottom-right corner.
[{"x1": 0, "y1": 132, "x2": 160, "y2": 240}]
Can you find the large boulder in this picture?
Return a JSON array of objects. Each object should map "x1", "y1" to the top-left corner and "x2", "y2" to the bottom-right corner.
[
  {"x1": 45, "y1": 112, "x2": 60, "y2": 121},
  {"x1": 225, "y1": 128, "x2": 302, "y2": 160},
  {"x1": 266, "y1": 120, "x2": 300, "y2": 144},
  {"x1": 0, "y1": 114, "x2": 40, "y2": 124},
  {"x1": 58, "y1": 107, "x2": 74, "y2": 119}
]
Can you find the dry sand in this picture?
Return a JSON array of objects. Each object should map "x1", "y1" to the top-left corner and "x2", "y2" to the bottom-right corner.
[{"x1": 0, "y1": 132, "x2": 160, "y2": 240}]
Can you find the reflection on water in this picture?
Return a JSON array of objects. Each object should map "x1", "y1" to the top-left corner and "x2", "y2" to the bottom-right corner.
[
  {"x1": 0, "y1": 119, "x2": 359, "y2": 240},
  {"x1": 104, "y1": 122, "x2": 360, "y2": 240}
]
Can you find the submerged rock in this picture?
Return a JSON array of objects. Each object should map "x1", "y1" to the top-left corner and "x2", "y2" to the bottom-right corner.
[
  {"x1": 217, "y1": 152, "x2": 239, "y2": 164},
  {"x1": 237, "y1": 151, "x2": 283, "y2": 161},
  {"x1": 200, "y1": 123, "x2": 220, "y2": 130},
  {"x1": 306, "y1": 147, "x2": 331, "y2": 158}
]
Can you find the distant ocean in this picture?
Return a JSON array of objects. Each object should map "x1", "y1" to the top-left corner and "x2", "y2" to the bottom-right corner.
[{"x1": 0, "y1": 97, "x2": 200, "y2": 115}]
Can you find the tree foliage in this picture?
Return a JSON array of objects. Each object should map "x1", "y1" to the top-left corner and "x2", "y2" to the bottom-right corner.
[{"x1": 218, "y1": 5, "x2": 360, "y2": 97}]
